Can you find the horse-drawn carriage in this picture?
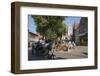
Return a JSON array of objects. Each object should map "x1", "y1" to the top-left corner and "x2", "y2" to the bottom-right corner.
[{"x1": 31, "y1": 40, "x2": 76, "y2": 59}]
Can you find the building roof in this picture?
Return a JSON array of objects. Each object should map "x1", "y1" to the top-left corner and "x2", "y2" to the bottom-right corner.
[{"x1": 29, "y1": 32, "x2": 38, "y2": 36}]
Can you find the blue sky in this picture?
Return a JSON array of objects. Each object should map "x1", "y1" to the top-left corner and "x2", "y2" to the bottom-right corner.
[
  {"x1": 28, "y1": 15, "x2": 37, "y2": 33},
  {"x1": 64, "y1": 16, "x2": 81, "y2": 26},
  {"x1": 28, "y1": 15, "x2": 81, "y2": 33}
]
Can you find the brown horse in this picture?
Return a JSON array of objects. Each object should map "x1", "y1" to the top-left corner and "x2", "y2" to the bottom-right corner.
[{"x1": 54, "y1": 43, "x2": 68, "y2": 51}]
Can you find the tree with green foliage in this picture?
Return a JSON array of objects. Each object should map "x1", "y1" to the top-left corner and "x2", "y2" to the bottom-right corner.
[
  {"x1": 45, "y1": 29, "x2": 57, "y2": 40},
  {"x1": 32, "y1": 16, "x2": 66, "y2": 40}
]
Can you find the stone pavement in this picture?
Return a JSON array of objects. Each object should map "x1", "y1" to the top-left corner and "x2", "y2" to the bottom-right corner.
[{"x1": 53, "y1": 46, "x2": 88, "y2": 59}]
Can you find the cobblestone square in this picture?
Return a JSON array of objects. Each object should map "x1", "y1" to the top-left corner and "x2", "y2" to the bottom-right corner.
[{"x1": 53, "y1": 46, "x2": 88, "y2": 59}]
